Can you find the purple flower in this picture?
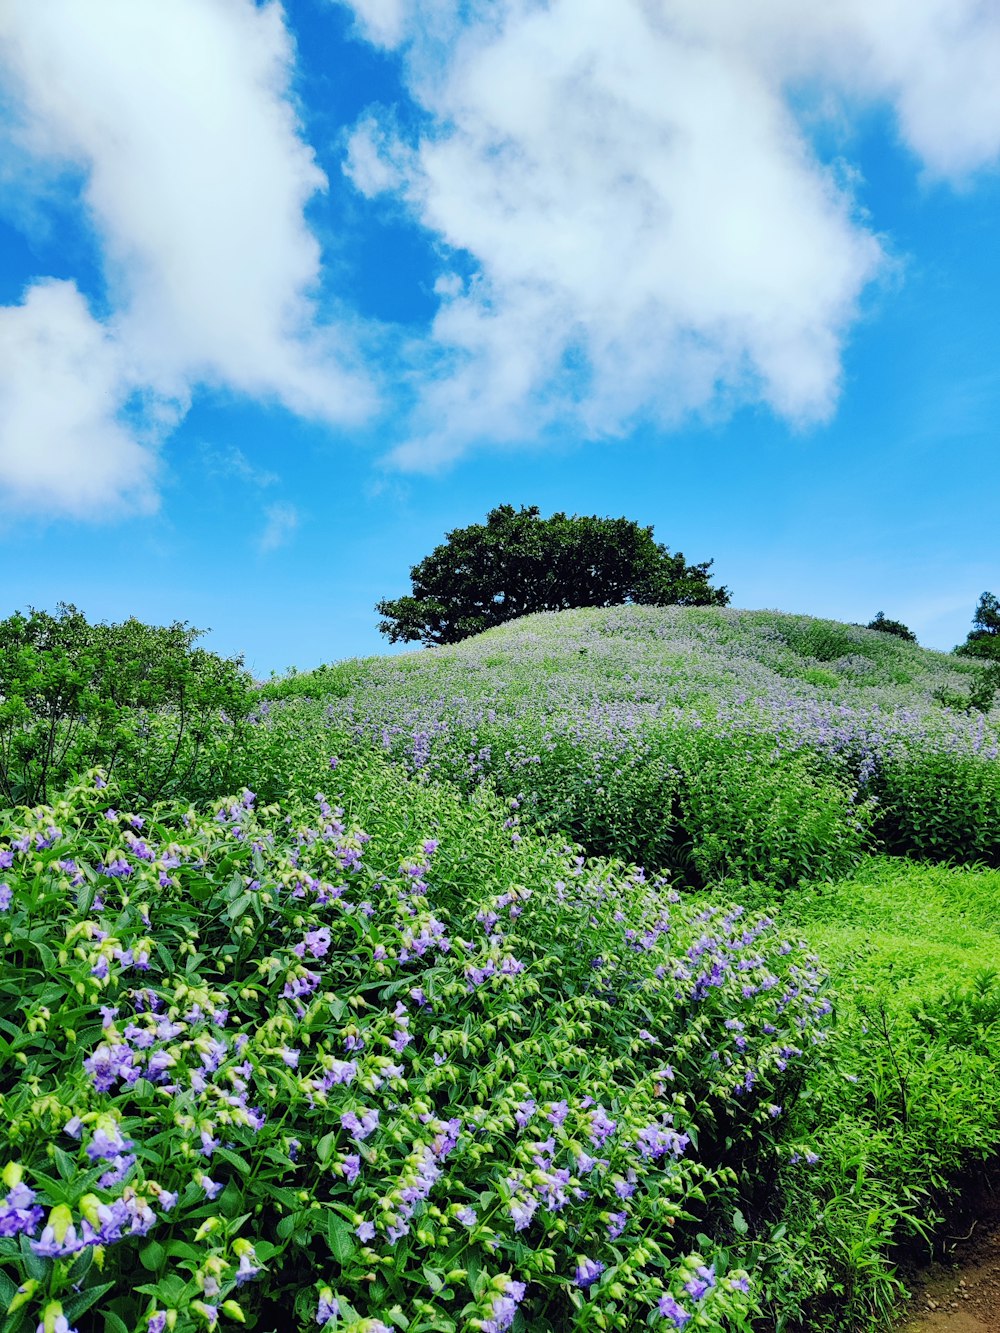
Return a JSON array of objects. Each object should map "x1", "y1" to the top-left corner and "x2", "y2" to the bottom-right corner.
[
  {"x1": 341, "y1": 1154, "x2": 361, "y2": 1183},
  {"x1": 98, "y1": 1155, "x2": 135, "y2": 1189},
  {"x1": 636, "y1": 1124, "x2": 689, "y2": 1160},
  {"x1": 0, "y1": 1181, "x2": 44, "y2": 1238},
  {"x1": 509, "y1": 1195, "x2": 538, "y2": 1231},
  {"x1": 86, "y1": 1124, "x2": 133, "y2": 1161},
  {"x1": 0, "y1": 884, "x2": 11, "y2": 911},
  {"x1": 235, "y1": 1246, "x2": 262, "y2": 1284},
  {"x1": 588, "y1": 1105, "x2": 617, "y2": 1146},
  {"x1": 0, "y1": 850, "x2": 13, "y2": 869},
  {"x1": 36, "y1": 1314, "x2": 78, "y2": 1333},
  {"x1": 514, "y1": 1099, "x2": 536, "y2": 1129},
  {"x1": 84, "y1": 1042, "x2": 136, "y2": 1093},
  {"x1": 341, "y1": 1108, "x2": 379, "y2": 1141},
  {"x1": 658, "y1": 1293, "x2": 692, "y2": 1327},
  {"x1": 607, "y1": 1211, "x2": 627, "y2": 1240},
  {"x1": 613, "y1": 1171, "x2": 637, "y2": 1199},
  {"x1": 198, "y1": 1174, "x2": 223, "y2": 1200},
  {"x1": 574, "y1": 1258, "x2": 605, "y2": 1289},
  {"x1": 31, "y1": 1220, "x2": 85, "y2": 1257},
  {"x1": 316, "y1": 1292, "x2": 340, "y2": 1326},
  {"x1": 294, "y1": 927, "x2": 331, "y2": 959},
  {"x1": 482, "y1": 1279, "x2": 527, "y2": 1333},
  {"x1": 148, "y1": 1315, "x2": 167, "y2": 1333},
  {"x1": 356, "y1": 1220, "x2": 376, "y2": 1242},
  {"x1": 684, "y1": 1265, "x2": 716, "y2": 1301}
]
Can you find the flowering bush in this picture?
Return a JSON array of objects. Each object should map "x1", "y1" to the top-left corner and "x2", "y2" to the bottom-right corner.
[{"x1": 0, "y1": 755, "x2": 831, "y2": 1333}]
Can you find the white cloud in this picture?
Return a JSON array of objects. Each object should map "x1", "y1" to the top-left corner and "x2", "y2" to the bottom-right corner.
[
  {"x1": 0, "y1": 0, "x2": 372, "y2": 517},
  {"x1": 0, "y1": 280, "x2": 158, "y2": 517},
  {"x1": 201, "y1": 444, "x2": 279, "y2": 489},
  {"x1": 344, "y1": 0, "x2": 408, "y2": 48},
  {"x1": 339, "y1": 0, "x2": 1000, "y2": 468},
  {"x1": 259, "y1": 500, "x2": 300, "y2": 552}
]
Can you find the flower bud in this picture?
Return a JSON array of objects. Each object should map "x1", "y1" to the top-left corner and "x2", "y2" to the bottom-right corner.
[
  {"x1": 1, "y1": 1161, "x2": 23, "y2": 1189},
  {"x1": 7, "y1": 1278, "x2": 37, "y2": 1313}
]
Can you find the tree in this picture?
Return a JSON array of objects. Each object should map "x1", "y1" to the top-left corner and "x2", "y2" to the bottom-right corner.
[
  {"x1": 866, "y1": 611, "x2": 917, "y2": 642},
  {"x1": 375, "y1": 505, "x2": 729, "y2": 645},
  {"x1": 956, "y1": 592, "x2": 1000, "y2": 660},
  {"x1": 0, "y1": 603, "x2": 253, "y2": 805}
]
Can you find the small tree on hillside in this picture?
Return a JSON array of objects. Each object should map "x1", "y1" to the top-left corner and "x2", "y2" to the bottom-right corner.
[
  {"x1": 956, "y1": 592, "x2": 1000, "y2": 660},
  {"x1": 866, "y1": 611, "x2": 917, "y2": 642},
  {"x1": 376, "y1": 505, "x2": 729, "y2": 645}
]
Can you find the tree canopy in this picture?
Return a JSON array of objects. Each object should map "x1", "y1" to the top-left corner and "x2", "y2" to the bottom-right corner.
[
  {"x1": 375, "y1": 505, "x2": 729, "y2": 645},
  {"x1": 865, "y1": 611, "x2": 917, "y2": 642},
  {"x1": 956, "y1": 591, "x2": 1000, "y2": 660}
]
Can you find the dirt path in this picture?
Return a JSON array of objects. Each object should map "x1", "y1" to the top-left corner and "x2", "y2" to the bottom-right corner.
[{"x1": 895, "y1": 1213, "x2": 1000, "y2": 1332}]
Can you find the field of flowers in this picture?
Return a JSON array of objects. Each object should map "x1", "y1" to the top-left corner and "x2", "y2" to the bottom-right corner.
[
  {"x1": 262, "y1": 607, "x2": 1000, "y2": 884},
  {"x1": 2, "y1": 605, "x2": 999, "y2": 1333}
]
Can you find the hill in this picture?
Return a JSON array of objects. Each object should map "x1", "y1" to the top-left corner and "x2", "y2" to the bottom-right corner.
[{"x1": 263, "y1": 605, "x2": 1000, "y2": 885}]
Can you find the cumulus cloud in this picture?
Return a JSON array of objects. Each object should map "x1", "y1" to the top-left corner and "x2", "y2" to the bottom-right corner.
[
  {"x1": 0, "y1": 281, "x2": 158, "y2": 517},
  {"x1": 340, "y1": 0, "x2": 1000, "y2": 468},
  {"x1": 259, "y1": 500, "x2": 300, "y2": 553},
  {"x1": 0, "y1": 0, "x2": 371, "y2": 517}
]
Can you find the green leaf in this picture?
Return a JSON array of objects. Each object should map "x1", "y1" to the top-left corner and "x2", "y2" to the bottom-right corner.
[
  {"x1": 103, "y1": 1313, "x2": 130, "y2": 1333},
  {"x1": 139, "y1": 1239, "x2": 165, "y2": 1271},
  {"x1": 66, "y1": 1245, "x2": 94, "y2": 1286},
  {"x1": 17, "y1": 1234, "x2": 48, "y2": 1281},
  {"x1": 213, "y1": 1147, "x2": 249, "y2": 1175},
  {"x1": 0, "y1": 1269, "x2": 17, "y2": 1312},
  {"x1": 63, "y1": 1282, "x2": 115, "y2": 1323},
  {"x1": 325, "y1": 1211, "x2": 356, "y2": 1265},
  {"x1": 52, "y1": 1145, "x2": 78, "y2": 1182}
]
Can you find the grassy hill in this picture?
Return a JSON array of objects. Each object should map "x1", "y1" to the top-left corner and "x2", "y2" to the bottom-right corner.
[
  {"x1": 263, "y1": 606, "x2": 1000, "y2": 882},
  {"x1": 1, "y1": 605, "x2": 998, "y2": 1333}
]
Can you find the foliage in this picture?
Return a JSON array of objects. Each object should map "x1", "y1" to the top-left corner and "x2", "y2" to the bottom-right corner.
[
  {"x1": 0, "y1": 758, "x2": 836, "y2": 1333},
  {"x1": 375, "y1": 506, "x2": 729, "y2": 646},
  {"x1": 955, "y1": 591, "x2": 1000, "y2": 660},
  {"x1": 771, "y1": 857, "x2": 1000, "y2": 1330},
  {"x1": 4, "y1": 600, "x2": 1000, "y2": 1333},
  {"x1": 0, "y1": 605, "x2": 253, "y2": 808},
  {"x1": 264, "y1": 605, "x2": 996, "y2": 877},
  {"x1": 864, "y1": 613, "x2": 916, "y2": 643}
]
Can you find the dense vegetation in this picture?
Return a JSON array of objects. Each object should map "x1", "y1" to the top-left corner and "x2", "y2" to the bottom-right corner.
[
  {"x1": 2, "y1": 604, "x2": 999, "y2": 1333},
  {"x1": 0, "y1": 605, "x2": 253, "y2": 807}
]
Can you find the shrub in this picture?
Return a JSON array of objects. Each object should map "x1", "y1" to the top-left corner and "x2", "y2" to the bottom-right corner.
[
  {"x1": 865, "y1": 613, "x2": 916, "y2": 643},
  {"x1": 0, "y1": 755, "x2": 833, "y2": 1333},
  {"x1": 0, "y1": 605, "x2": 253, "y2": 807}
]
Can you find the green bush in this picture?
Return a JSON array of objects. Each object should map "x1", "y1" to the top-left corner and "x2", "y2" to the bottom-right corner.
[
  {"x1": 873, "y1": 752, "x2": 1000, "y2": 863},
  {"x1": 0, "y1": 752, "x2": 838, "y2": 1333},
  {"x1": 0, "y1": 605, "x2": 253, "y2": 807}
]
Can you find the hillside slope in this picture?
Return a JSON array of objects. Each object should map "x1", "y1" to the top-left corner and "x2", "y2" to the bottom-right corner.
[{"x1": 263, "y1": 606, "x2": 1000, "y2": 884}]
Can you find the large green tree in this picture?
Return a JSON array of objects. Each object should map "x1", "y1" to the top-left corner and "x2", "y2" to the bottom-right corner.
[
  {"x1": 376, "y1": 505, "x2": 729, "y2": 645},
  {"x1": 956, "y1": 591, "x2": 1000, "y2": 660}
]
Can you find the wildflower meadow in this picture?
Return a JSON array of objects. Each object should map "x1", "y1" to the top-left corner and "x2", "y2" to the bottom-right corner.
[{"x1": 2, "y1": 605, "x2": 999, "y2": 1333}]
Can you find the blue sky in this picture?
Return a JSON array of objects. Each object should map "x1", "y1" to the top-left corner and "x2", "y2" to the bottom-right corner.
[{"x1": 2, "y1": 0, "x2": 999, "y2": 677}]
